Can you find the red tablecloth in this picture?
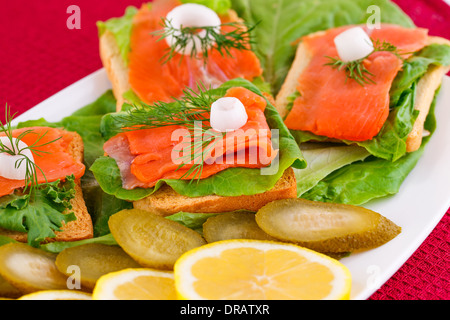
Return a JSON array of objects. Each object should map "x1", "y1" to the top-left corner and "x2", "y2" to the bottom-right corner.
[{"x1": 0, "y1": 0, "x2": 448, "y2": 300}]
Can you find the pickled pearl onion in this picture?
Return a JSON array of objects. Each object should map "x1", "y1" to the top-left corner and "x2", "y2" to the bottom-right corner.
[
  {"x1": 210, "y1": 97, "x2": 248, "y2": 132},
  {"x1": 0, "y1": 137, "x2": 34, "y2": 180},
  {"x1": 334, "y1": 27, "x2": 374, "y2": 62},
  {"x1": 165, "y1": 3, "x2": 221, "y2": 56}
]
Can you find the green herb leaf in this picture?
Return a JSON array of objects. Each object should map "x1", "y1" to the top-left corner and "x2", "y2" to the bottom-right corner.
[
  {"x1": 154, "y1": 19, "x2": 257, "y2": 64},
  {"x1": 295, "y1": 144, "x2": 370, "y2": 197}
]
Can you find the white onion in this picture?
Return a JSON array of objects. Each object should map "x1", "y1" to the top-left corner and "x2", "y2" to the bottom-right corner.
[
  {"x1": 165, "y1": 3, "x2": 221, "y2": 55},
  {"x1": 334, "y1": 27, "x2": 374, "y2": 62},
  {"x1": 0, "y1": 137, "x2": 34, "y2": 180},
  {"x1": 210, "y1": 97, "x2": 248, "y2": 132}
]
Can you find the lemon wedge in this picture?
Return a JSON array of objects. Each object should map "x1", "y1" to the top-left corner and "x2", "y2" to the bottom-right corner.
[
  {"x1": 92, "y1": 268, "x2": 177, "y2": 300},
  {"x1": 18, "y1": 290, "x2": 91, "y2": 300},
  {"x1": 174, "y1": 240, "x2": 352, "y2": 300}
]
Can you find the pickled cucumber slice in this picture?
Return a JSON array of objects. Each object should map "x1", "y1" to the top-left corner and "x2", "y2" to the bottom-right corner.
[
  {"x1": 255, "y1": 198, "x2": 401, "y2": 253},
  {"x1": 0, "y1": 274, "x2": 22, "y2": 299},
  {"x1": 203, "y1": 212, "x2": 278, "y2": 243},
  {"x1": 109, "y1": 209, "x2": 206, "y2": 270},
  {"x1": 0, "y1": 243, "x2": 68, "y2": 294},
  {"x1": 55, "y1": 244, "x2": 141, "y2": 290}
]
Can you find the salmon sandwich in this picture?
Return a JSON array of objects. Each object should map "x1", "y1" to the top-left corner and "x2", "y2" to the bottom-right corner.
[
  {"x1": 0, "y1": 124, "x2": 93, "y2": 247},
  {"x1": 98, "y1": 0, "x2": 265, "y2": 111},
  {"x1": 276, "y1": 24, "x2": 450, "y2": 160},
  {"x1": 90, "y1": 79, "x2": 306, "y2": 216},
  {"x1": 93, "y1": 0, "x2": 304, "y2": 216}
]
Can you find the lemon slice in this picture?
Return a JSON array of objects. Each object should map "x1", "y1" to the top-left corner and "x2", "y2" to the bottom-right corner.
[
  {"x1": 174, "y1": 240, "x2": 352, "y2": 300},
  {"x1": 18, "y1": 290, "x2": 92, "y2": 300},
  {"x1": 92, "y1": 268, "x2": 177, "y2": 300}
]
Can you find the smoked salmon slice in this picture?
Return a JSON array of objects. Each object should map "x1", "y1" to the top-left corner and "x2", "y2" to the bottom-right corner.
[
  {"x1": 104, "y1": 87, "x2": 277, "y2": 189},
  {"x1": 128, "y1": 0, "x2": 263, "y2": 105},
  {"x1": 283, "y1": 24, "x2": 428, "y2": 141},
  {"x1": 0, "y1": 127, "x2": 86, "y2": 197}
]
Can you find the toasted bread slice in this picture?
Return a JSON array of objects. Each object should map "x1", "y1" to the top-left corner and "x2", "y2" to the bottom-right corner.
[
  {"x1": 99, "y1": 29, "x2": 131, "y2": 111},
  {"x1": 99, "y1": 9, "x2": 245, "y2": 111},
  {"x1": 133, "y1": 167, "x2": 297, "y2": 217},
  {"x1": 275, "y1": 32, "x2": 450, "y2": 153},
  {"x1": 0, "y1": 130, "x2": 94, "y2": 243},
  {"x1": 406, "y1": 36, "x2": 450, "y2": 152}
]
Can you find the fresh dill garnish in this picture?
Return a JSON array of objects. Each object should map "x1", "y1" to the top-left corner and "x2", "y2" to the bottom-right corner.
[
  {"x1": 325, "y1": 39, "x2": 409, "y2": 86},
  {"x1": 114, "y1": 83, "x2": 215, "y2": 130},
  {"x1": 111, "y1": 84, "x2": 226, "y2": 183},
  {"x1": 372, "y1": 39, "x2": 410, "y2": 60},
  {"x1": 0, "y1": 105, "x2": 61, "y2": 197},
  {"x1": 325, "y1": 57, "x2": 376, "y2": 86},
  {"x1": 153, "y1": 18, "x2": 258, "y2": 64}
]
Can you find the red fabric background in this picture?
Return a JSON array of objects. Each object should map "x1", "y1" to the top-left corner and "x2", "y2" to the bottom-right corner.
[{"x1": 0, "y1": 0, "x2": 448, "y2": 300}]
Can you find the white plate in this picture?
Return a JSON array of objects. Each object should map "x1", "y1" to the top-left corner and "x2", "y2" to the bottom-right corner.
[{"x1": 11, "y1": 69, "x2": 450, "y2": 300}]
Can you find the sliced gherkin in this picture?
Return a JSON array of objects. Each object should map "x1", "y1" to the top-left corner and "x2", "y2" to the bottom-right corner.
[
  {"x1": 0, "y1": 273, "x2": 22, "y2": 299},
  {"x1": 255, "y1": 198, "x2": 401, "y2": 253},
  {"x1": 56, "y1": 243, "x2": 141, "y2": 290},
  {"x1": 0, "y1": 243, "x2": 68, "y2": 294},
  {"x1": 203, "y1": 211, "x2": 278, "y2": 243},
  {"x1": 109, "y1": 209, "x2": 206, "y2": 270}
]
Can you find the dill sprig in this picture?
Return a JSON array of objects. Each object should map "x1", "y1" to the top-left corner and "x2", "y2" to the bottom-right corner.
[
  {"x1": 0, "y1": 106, "x2": 61, "y2": 196},
  {"x1": 154, "y1": 18, "x2": 257, "y2": 64},
  {"x1": 324, "y1": 57, "x2": 376, "y2": 86},
  {"x1": 112, "y1": 84, "x2": 226, "y2": 183},
  {"x1": 372, "y1": 39, "x2": 410, "y2": 60},
  {"x1": 325, "y1": 39, "x2": 409, "y2": 86},
  {"x1": 115, "y1": 83, "x2": 215, "y2": 131}
]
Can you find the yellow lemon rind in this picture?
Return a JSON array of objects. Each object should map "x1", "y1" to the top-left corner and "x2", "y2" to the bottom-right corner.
[{"x1": 174, "y1": 239, "x2": 352, "y2": 300}]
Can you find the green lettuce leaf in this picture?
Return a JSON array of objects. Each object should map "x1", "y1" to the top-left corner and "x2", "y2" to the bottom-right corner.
[
  {"x1": 0, "y1": 235, "x2": 18, "y2": 247},
  {"x1": 41, "y1": 233, "x2": 118, "y2": 254},
  {"x1": 91, "y1": 78, "x2": 306, "y2": 201},
  {"x1": 295, "y1": 144, "x2": 370, "y2": 197},
  {"x1": 230, "y1": 0, "x2": 414, "y2": 95},
  {"x1": 0, "y1": 176, "x2": 77, "y2": 247},
  {"x1": 300, "y1": 146, "x2": 426, "y2": 205},
  {"x1": 166, "y1": 211, "x2": 222, "y2": 234},
  {"x1": 300, "y1": 89, "x2": 439, "y2": 206},
  {"x1": 181, "y1": 0, "x2": 231, "y2": 14},
  {"x1": 354, "y1": 83, "x2": 418, "y2": 161},
  {"x1": 390, "y1": 44, "x2": 450, "y2": 106}
]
